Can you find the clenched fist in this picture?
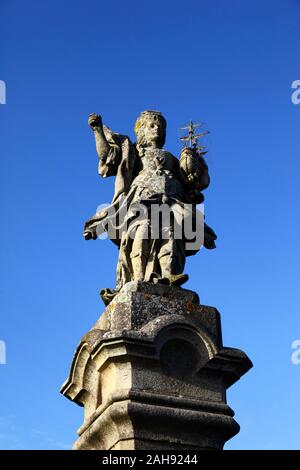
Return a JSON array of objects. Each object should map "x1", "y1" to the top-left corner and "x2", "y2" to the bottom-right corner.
[{"x1": 88, "y1": 113, "x2": 102, "y2": 129}]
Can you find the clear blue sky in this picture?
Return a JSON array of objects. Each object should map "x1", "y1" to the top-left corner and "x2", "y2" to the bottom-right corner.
[{"x1": 0, "y1": 0, "x2": 299, "y2": 450}]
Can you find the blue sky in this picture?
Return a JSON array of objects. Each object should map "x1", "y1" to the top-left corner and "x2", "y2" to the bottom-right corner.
[{"x1": 0, "y1": 0, "x2": 299, "y2": 449}]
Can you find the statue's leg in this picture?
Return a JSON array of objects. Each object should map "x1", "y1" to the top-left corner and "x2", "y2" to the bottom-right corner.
[
  {"x1": 116, "y1": 233, "x2": 133, "y2": 290},
  {"x1": 158, "y1": 238, "x2": 185, "y2": 278},
  {"x1": 130, "y1": 222, "x2": 150, "y2": 281}
]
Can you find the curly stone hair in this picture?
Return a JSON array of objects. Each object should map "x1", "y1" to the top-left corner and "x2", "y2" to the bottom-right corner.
[{"x1": 134, "y1": 110, "x2": 167, "y2": 147}]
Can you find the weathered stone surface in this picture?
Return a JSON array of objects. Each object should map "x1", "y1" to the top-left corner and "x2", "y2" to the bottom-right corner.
[{"x1": 61, "y1": 282, "x2": 252, "y2": 450}]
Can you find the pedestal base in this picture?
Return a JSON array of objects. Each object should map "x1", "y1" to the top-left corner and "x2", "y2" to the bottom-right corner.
[{"x1": 61, "y1": 282, "x2": 252, "y2": 450}]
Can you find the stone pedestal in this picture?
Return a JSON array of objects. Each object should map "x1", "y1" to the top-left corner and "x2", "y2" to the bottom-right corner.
[{"x1": 61, "y1": 281, "x2": 252, "y2": 450}]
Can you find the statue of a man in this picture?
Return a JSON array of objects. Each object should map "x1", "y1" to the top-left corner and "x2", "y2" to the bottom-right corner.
[{"x1": 84, "y1": 110, "x2": 216, "y2": 304}]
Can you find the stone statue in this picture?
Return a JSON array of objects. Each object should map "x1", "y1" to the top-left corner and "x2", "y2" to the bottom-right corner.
[{"x1": 84, "y1": 110, "x2": 216, "y2": 304}]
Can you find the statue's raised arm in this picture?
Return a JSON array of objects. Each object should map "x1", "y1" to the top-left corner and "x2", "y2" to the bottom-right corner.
[
  {"x1": 84, "y1": 113, "x2": 136, "y2": 243},
  {"x1": 88, "y1": 113, "x2": 122, "y2": 178}
]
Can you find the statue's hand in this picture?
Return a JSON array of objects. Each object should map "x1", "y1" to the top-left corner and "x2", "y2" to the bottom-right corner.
[
  {"x1": 188, "y1": 172, "x2": 200, "y2": 187},
  {"x1": 88, "y1": 113, "x2": 102, "y2": 130}
]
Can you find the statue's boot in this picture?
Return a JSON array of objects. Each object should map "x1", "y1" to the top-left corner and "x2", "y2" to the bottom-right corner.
[
  {"x1": 167, "y1": 273, "x2": 189, "y2": 286},
  {"x1": 154, "y1": 273, "x2": 189, "y2": 287},
  {"x1": 100, "y1": 288, "x2": 119, "y2": 306}
]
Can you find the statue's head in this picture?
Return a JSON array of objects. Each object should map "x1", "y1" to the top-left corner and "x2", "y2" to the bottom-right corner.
[{"x1": 134, "y1": 110, "x2": 166, "y2": 148}]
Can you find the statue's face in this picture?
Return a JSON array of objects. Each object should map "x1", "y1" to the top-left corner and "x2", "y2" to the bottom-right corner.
[{"x1": 141, "y1": 115, "x2": 165, "y2": 147}]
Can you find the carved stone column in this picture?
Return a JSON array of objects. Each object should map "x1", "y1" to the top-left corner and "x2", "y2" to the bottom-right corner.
[{"x1": 61, "y1": 281, "x2": 252, "y2": 450}]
